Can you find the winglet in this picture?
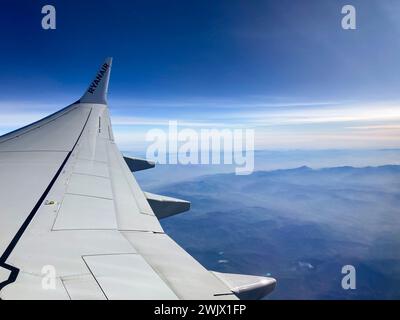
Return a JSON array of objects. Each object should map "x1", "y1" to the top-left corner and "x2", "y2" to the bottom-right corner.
[{"x1": 79, "y1": 57, "x2": 113, "y2": 105}]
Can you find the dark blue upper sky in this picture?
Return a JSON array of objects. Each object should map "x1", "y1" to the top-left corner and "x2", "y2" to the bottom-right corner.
[
  {"x1": 0, "y1": 0, "x2": 399, "y2": 101},
  {"x1": 1, "y1": 0, "x2": 400, "y2": 150}
]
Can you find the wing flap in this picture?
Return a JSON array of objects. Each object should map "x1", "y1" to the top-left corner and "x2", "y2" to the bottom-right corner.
[
  {"x1": 62, "y1": 274, "x2": 106, "y2": 300},
  {"x1": 122, "y1": 231, "x2": 238, "y2": 300},
  {"x1": 107, "y1": 143, "x2": 163, "y2": 232},
  {"x1": 83, "y1": 254, "x2": 178, "y2": 300}
]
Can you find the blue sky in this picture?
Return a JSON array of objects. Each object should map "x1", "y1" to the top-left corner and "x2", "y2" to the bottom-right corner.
[{"x1": 1, "y1": 0, "x2": 400, "y2": 150}]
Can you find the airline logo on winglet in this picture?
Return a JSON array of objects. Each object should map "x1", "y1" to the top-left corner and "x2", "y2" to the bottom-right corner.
[{"x1": 87, "y1": 62, "x2": 109, "y2": 94}]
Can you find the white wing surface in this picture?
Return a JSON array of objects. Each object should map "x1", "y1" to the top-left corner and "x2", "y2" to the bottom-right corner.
[{"x1": 0, "y1": 58, "x2": 275, "y2": 300}]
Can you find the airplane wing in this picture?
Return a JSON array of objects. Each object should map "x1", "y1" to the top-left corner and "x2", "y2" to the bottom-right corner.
[{"x1": 0, "y1": 58, "x2": 276, "y2": 300}]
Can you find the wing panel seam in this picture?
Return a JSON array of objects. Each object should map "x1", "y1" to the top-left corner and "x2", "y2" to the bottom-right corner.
[{"x1": 0, "y1": 107, "x2": 93, "y2": 292}]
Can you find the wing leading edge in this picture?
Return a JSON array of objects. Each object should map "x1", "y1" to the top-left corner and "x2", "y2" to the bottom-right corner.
[{"x1": 0, "y1": 58, "x2": 276, "y2": 300}]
